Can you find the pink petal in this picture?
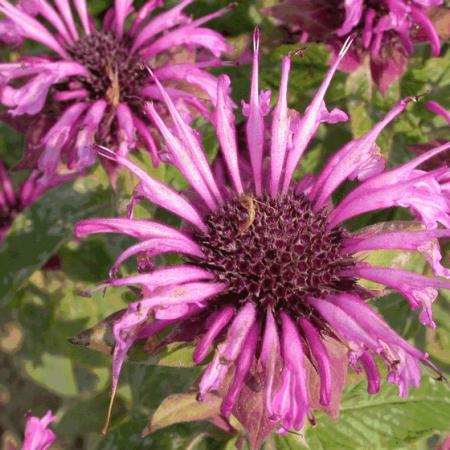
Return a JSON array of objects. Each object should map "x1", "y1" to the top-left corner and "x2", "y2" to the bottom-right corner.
[
  {"x1": 193, "y1": 306, "x2": 235, "y2": 363},
  {"x1": 244, "y1": 28, "x2": 266, "y2": 196},
  {"x1": 282, "y1": 36, "x2": 353, "y2": 193},
  {"x1": 145, "y1": 102, "x2": 219, "y2": 211},
  {"x1": 109, "y1": 237, "x2": 204, "y2": 277},
  {"x1": 211, "y1": 75, "x2": 243, "y2": 194},
  {"x1": 97, "y1": 148, "x2": 207, "y2": 231},
  {"x1": 0, "y1": 1, "x2": 68, "y2": 57},
  {"x1": 114, "y1": 0, "x2": 133, "y2": 37},
  {"x1": 260, "y1": 309, "x2": 281, "y2": 418},
  {"x1": 270, "y1": 56, "x2": 291, "y2": 198},
  {"x1": 130, "y1": 0, "x2": 192, "y2": 52},
  {"x1": 22, "y1": 410, "x2": 56, "y2": 450}
]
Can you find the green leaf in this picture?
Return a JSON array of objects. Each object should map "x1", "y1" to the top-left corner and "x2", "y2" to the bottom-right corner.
[
  {"x1": 306, "y1": 378, "x2": 450, "y2": 449},
  {"x1": 134, "y1": 341, "x2": 197, "y2": 368},
  {"x1": 426, "y1": 289, "x2": 450, "y2": 372},
  {"x1": 272, "y1": 434, "x2": 309, "y2": 450},
  {"x1": 24, "y1": 353, "x2": 79, "y2": 396},
  {"x1": 98, "y1": 420, "x2": 225, "y2": 450},
  {"x1": 344, "y1": 60, "x2": 374, "y2": 138},
  {"x1": 143, "y1": 392, "x2": 222, "y2": 436},
  {"x1": 0, "y1": 180, "x2": 111, "y2": 306}
]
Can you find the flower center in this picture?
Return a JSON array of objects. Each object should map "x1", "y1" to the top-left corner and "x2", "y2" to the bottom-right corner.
[
  {"x1": 195, "y1": 192, "x2": 356, "y2": 318},
  {"x1": 67, "y1": 31, "x2": 147, "y2": 104}
]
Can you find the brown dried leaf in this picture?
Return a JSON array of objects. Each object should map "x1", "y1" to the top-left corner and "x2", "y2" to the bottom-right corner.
[{"x1": 307, "y1": 335, "x2": 348, "y2": 419}]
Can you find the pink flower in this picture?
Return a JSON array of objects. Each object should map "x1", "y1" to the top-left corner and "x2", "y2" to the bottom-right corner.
[
  {"x1": 11, "y1": 410, "x2": 56, "y2": 450},
  {"x1": 75, "y1": 32, "x2": 449, "y2": 444},
  {"x1": 266, "y1": 0, "x2": 445, "y2": 94},
  {"x1": 0, "y1": 160, "x2": 71, "y2": 242},
  {"x1": 0, "y1": 0, "x2": 232, "y2": 181}
]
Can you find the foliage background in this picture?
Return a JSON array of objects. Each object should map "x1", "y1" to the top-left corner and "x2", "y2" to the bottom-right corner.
[{"x1": 0, "y1": 0, "x2": 449, "y2": 449}]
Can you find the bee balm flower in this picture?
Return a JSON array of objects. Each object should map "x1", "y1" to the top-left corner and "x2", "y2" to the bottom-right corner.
[
  {"x1": 0, "y1": 0, "x2": 231, "y2": 181},
  {"x1": 7, "y1": 410, "x2": 57, "y2": 450},
  {"x1": 0, "y1": 160, "x2": 71, "y2": 242},
  {"x1": 75, "y1": 32, "x2": 449, "y2": 443},
  {"x1": 267, "y1": 0, "x2": 445, "y2": 94}
]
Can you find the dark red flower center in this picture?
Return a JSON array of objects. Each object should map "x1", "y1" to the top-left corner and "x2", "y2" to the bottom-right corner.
[
  {"x1": 67, "y1": 31, "x2": 147, "y2": 104},
  {"x1": 194, "y1": 192, "x2": 357, "y2": 319}
]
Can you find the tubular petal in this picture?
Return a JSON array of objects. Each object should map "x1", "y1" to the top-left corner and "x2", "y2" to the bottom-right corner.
[
  {"x1": 270, "y1": 56, "x2": 291, "y2": 198},
  {"x1": 145, "y1": 73, "x2": 223, "y2": 204},
  {"x1": 193, "y1": 306, "x2": 235, "y2": 363},
  {"x1": 300, "y1": 317, "x2": 332, "y2": 406},
  {"x1": 109, "y1": 237, "x2": 204, "y2": 277},
  {"x1": 360, "y1": 351, "x2": 381, "y2": 394},
  {"x1": 218, "y1": 302, "x2": 257, "y2": 362},
  {"x1": 0, "y1": 0, "x2": 68, "y2": 57},
  {"x1": 245, "y1": 27, "x2": 265, "y2": 195},
  {"x1": 281, "y1": 36, "x2": 353, "y2": 193},
  {"x1": 213, "y1": 75, "x2": 243, "y2": 194},
  {"x1": 220, "y1": 321, "x2": 259, "y2": 417},
  {"x1": 145, "y1": 101, "x2": 219, "y2": 210},
  {"x1": 347, "y1": 265, "x2": 450, "y2": 328},
  {"x1": 311, "y1": 98, "x2": 410, "y2": 208},
  {"x1": 260, "y1": 309, "x2": 281, "y2": 417},
  {"x1": 98, "y1": 148, "x2": 207, "y2": 231}
]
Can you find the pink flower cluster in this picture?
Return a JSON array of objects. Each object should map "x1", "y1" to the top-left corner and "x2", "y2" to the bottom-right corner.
[
  {"x1": 0, "y1": 0, "x2": 231, "y2": 182},
  {"x1": 267, "y1": 0, "x2": 445, "y2": 93},
  {"x1": 0, "y1": 160, "x2": 71, "y2": 241}
]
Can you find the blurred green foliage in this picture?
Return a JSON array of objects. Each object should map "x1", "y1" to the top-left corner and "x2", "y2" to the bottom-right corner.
[{"x1": 1, "y1": 1, "x2": 450, "y2": 449}]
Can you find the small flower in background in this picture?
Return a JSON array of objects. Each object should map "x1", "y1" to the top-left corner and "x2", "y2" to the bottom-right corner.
[
  {"x1": 0, "y1": 0, "x2": 232, "y2": 182},
  {"x1": 266, "y1": 0, "x2": 445, "y2": 94},
  {"x1": 75, "y1": 31, "x2": 449, "y2": 447},
  {"x1": 6, "y1": 410, "x2": 56, "y2": 450},
  {"x1": 0, "y1": 160, "x2": 72, "y2": 242},
  {"x1": 21, "y1": 411, "x2": 56, "y2": 450},
  {"x1": 437, "y1": 434, "x2": 450, "y2": 450}
]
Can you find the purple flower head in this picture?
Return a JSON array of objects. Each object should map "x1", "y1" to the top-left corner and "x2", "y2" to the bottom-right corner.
[
  {"x1": 9, "y1": 410, "x2": 56, "y2": 450},
  {"x1": 0, "y1": 160, "x2": 71, "y2": 242},
  {"x1": 267, "y1": 0, "x2": 445, "y2": 94},
  {"x1": 0, "y1": 0, "x2": 232, "y2": 182},
  {"x1": 76, "y1": 32, "x2": 449, "y2": 444}
]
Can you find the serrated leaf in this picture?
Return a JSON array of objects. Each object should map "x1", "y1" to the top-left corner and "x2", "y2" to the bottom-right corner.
[
  {"x1": 306, "y1": 378, "x2": 450, "y2": 449},
  {"x1": 143, "y1": 392, "x2": 222, "y2": 436},
  {"x1": 272, "y1": 434, "x2": 309, "y2": 450},
  {"x1": 227, "y1": 371, "x2": 276, "y2": 450},
  {"x1": 0, "y1": 181, "x2": 111, "y2": 305},
  {"x1": 99, "y1": 420, "x2": 227, "y2": 450}
]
